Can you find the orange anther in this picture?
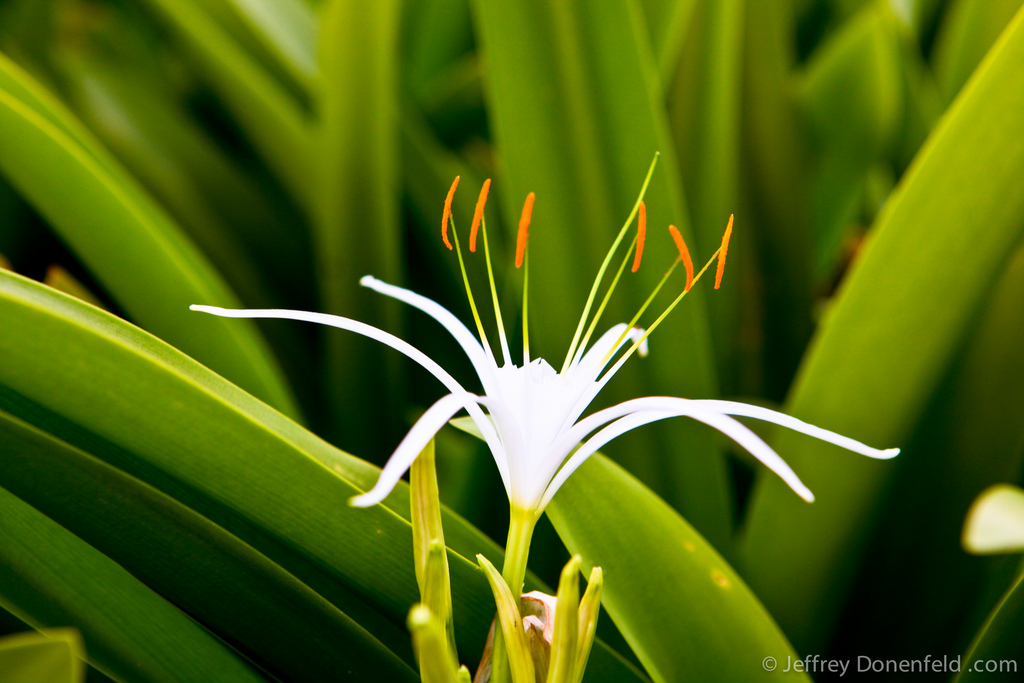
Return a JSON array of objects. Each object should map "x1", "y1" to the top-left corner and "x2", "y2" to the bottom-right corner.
[
  {"x1": 442, "y1": 176, "x2": 460, "y2": 250},
  {"x1": 668, "y1": 225, "x2": 694, "y2": 292},
  {"x1": 632, "y1": 202, "x2": 646, "y2": 273},
  {"x1": 714, "y1": 214, "x2": 733, "y2": 289},
  {"x1": 470, "y1": 179, "x2": 491, "y2": 252},
  {"x1": 516, "y1": 192, "x2": 535, "y2": 269}
]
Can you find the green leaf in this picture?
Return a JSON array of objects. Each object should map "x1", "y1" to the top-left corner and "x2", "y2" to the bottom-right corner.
[
  {"x1": 548, "y1": 454, "x2": 808, "y2": 683},
  {"x1": 471, "y1": 0, "x2": 729, "y2": 549},
  {"x1": 954, "y1": 569, "x2": 1024, "y2": 683},
  {"x1": 211, "y1": 0, "x2": 317, "y2": 89},
  {"x1": 52, "y1": 46, "x2": 315, "y2": 305},
  {"x1": 0, "y1": 51, "x2": 300, "y2": 420},
  {"x1": 404, "y1": 0, "x2": 474, "y2": 96},
  {"x1": 0, "y1": 407, "x2": 416, "y2": 682},
  {"x1": 138, "y1": 0, "x2": 310, "y2": 200},
  {"x1": 0, "y1": 484, "x2": 265, "y2": 682},
  {"x1": 741, "y1": 3, "x2": 1024, "y2": 651},
  {"x1": 667, "y1": 0, "x2": 744, "y2": 387},
  {"x1": 931, "y1": 0, "x2": 1024, "y2": 102},
  {"x1": 828, "y1": 244, "x2": 1024, "y2": 654},
  {"x1": 0, "y1": 629, "x2": 85, "y2": 683},
  {"x1": 639, "y1": 0, "x2": 698, "y2": 84},
  {"x1": 797, "y1": 1, "x2": 903, "y2": 279},
  {"x1": 742, "y1": 0, "x2": 816, "y2": 398},
  {"x1": 315, "y1": 0, "x2": 404, "y2": 453}
]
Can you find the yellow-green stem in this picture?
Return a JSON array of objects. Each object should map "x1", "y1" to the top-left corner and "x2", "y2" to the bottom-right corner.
[
  {"x1": 491, "y1": 507, "x2": 537, "y2": 683},
  {"x1": 522, "y1": 251, "x2": 530, "y2": 365},
  {"x1": 561, "y1": 153, "x2": 658, "y2": 373},
  {"x1": 502, "y1": 507, "x2": 537, "y2": 603},
  {"x1": 451, "y1": 215, "x2": 492, "y2": 355},
  {"x1": 570, "y1": 238, "x2": 637, "y2": 368},
  {"x1": 601, "y1": 259, "x2": 680, "y2": 366},
  {"x1": 481, "y1": 217, "x2": 512, "y2": 366}
]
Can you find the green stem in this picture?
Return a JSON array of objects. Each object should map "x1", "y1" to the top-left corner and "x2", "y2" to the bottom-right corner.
[
  {"x1": 491, "y1": 507, "x2": 537, "y2": 683},
  {"x1": 502, "y1": 507, "x2": 537, "y2": 603}
]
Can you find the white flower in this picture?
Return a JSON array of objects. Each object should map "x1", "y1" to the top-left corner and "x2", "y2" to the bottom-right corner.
[{"x1": 192, "y1": 170, "x2": 898, "y2": 516}]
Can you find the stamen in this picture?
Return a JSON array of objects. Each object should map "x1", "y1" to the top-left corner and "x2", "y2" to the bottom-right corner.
[
  {"x1": 442, "y1": 176, "x2": 460, "y2": 250},
  {"x1": 470, "y1": 179, "x2": 491, "y2": 253},
  {"x1": 516, "y1": 192, "x2": 535, "y2": 269},
  {"x1": 450, "y1": 213, "x2": 493, "y2": 357},
  {"x1": 481, "y1": 214, "x2": 512, "y2": 366},
  {"x1": 608, "y1": 247, "x2": 723, "y2": 373},
  {"x1": 570, "y1": 238, "x2": 638, "y2": 369},
  {"x1": 668, "y1": 225, "x2": 694, "y2": 292},
  {"x1": 631, "y1": 202, "x2": 646, "y2": 273},
  {"x1": 522, "y1": 250, "x2": 530, "y2": 364},
  {"x1": 714, "y1": 214, "x2": 733, "y2": 289},
  {"x1": 516, "y1": 193, "x2": 535, "y2": 364},
  {"x1": 562, "y1": 152, "x2": 659, "y2": 373},
  {"x1": 601, "y1": 258, "x2": 679, "y2": 366}
]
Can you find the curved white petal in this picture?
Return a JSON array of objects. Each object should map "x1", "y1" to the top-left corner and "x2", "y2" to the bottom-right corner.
[
  {"x1": 690, "y1": 400, "x2": 900, "y2": 459},
  {"x1": 190, "y1": 305, "x2": 507, "y2": 480},
  {"x1": 537, "y1": 403, "x2": 813, "y2": 511},
  {"x1": 350, "y1": 392, "x2": 485, "y2": 507},
  {"x1": 546, "y1": 394, "x2": 898, "y2": 490},
  {"x1": 360, "y1": 276, "x2": 500, "y2": 393}
]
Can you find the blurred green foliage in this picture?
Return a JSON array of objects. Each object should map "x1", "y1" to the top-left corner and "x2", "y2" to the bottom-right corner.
[{"x1": 0, "y1": 0, "x2": 1022, "y2": 680}]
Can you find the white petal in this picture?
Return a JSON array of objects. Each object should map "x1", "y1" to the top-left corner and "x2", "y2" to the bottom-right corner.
[
  {"x1": 360, "y1": 276, "x2": 500, "y2": 392},
  {"x1": 350, "y1": 392, "x2": 485, "y2": 507},
  {"x1": 538, "y1": 403, "x2": 813, "y2": 511},
  {"x1": 190, "y1": 305, "x2": 508, "y2": 484},
  {"x1": 691, "y1": 400, "x2": 900, "y2": 459}
]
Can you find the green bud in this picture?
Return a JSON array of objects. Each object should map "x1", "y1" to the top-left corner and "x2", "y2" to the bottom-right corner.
[
  {"x1": 476, "y1": 554, "x2": 536, "y2": 683},
  {"x1": 408, "y1": 604, "x2": 459, "y2": 683},
  {"x1": 574, "y1": 567, "x2": 603, "y2": 683},
  {"x1": 545, "y1": 556, "x2": 581, "y2": 683},
  {"x1": 411, "y1": 439, "x2": 457, "y2": 668}
]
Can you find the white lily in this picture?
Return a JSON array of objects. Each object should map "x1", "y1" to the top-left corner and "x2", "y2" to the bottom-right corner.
[{"x1": 192, "y1": 158, "x2": 898, "y2": 596}]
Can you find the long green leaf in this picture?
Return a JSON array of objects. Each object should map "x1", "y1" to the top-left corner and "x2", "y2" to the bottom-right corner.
[
  {"x1": 0, "y1": 485, "x2": 266, "y2": 682},
  {"x1": 831, "y1": 246, "x2": 1024, "y2": 656},
  {"x1": 315, "y1": 0, "x2": 403, "y2": 453},
  {"x1": 206, "y1": 0, "x2": 317, "y2": 90},
  {"x1": 0, "y1": 52, "x2": 299, "y2": 420},
  {"x1": 742, "y1": 0, "x2": 816, "y2": 398},
  {"x1": 955, "y1": 569, "x2": 1024, "y2": 683},
  {"x1": 797, "y1": 1, "x2": 903, "y2": 279},
  {"x1": 667, "y1": 0, "x2": 744, "y2": 388},
  {"x1": 741, "y1": 4, "x2": 1024, "y2": 651},
  {"x1": 471, "y1": 0, "x2": 729, "y2": 549},
  {"x1": 931, "y1": 0, "x2": 1023, "y2": 101},
  {"x1": 138, "y1": 0, "x2": 310, "y2": 201},
  {"x1": 548, "y1": 454, "x2": 808, "y2": 683},
  {"x1": 0, "y1": 408, "x2": 416, "y2": 682},
  {"x1": 639, "y1": 0, "x2": 698, "y2": 83}
]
